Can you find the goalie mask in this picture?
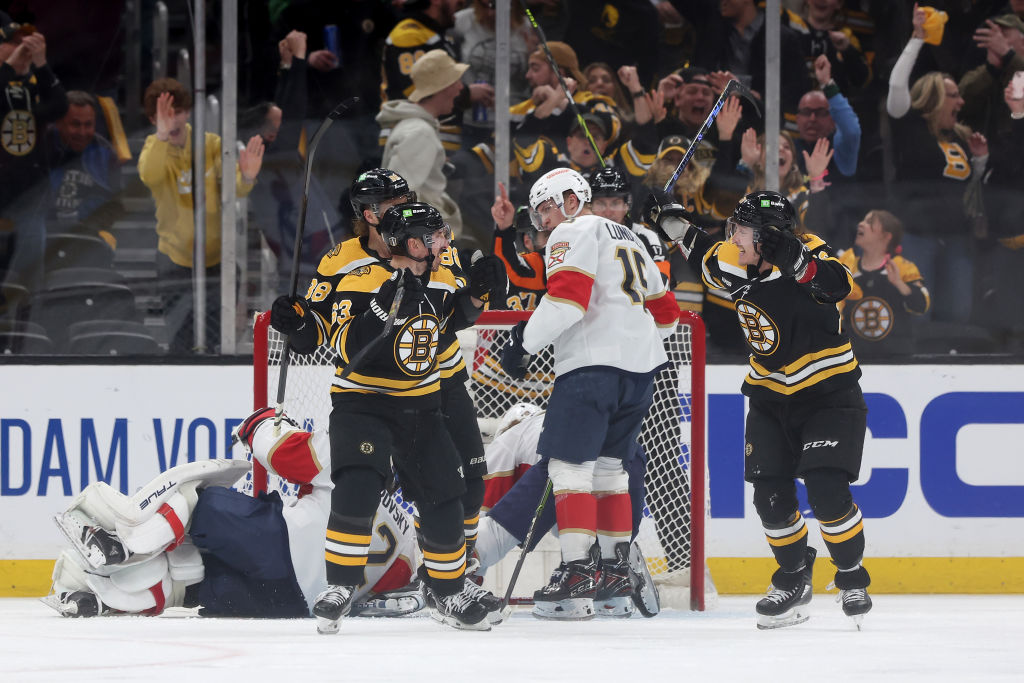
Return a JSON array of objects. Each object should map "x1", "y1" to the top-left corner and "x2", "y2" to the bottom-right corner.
[
  {"x1": 350, "y1": 168, "x2": 415, "y2": 219},
  {"x1": 528, "y1": 167, "x2": 591, "y2": 230},
  {"x1": 378, "y1": 202, "x2": 452, "y2": 257},
  {"x1": 726, "y1": 190, "x2": 796, "y2": 244}
]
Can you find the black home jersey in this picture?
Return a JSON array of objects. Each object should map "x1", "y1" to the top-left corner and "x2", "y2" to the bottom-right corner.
[
  {"x1": 693, "y1": 233, "x2": 861, "y2": 400},
  {"x1": 838, "y1": 251, "x2": 930, "y2": 356},
  {"x1": 303, "y1": 237, "x2": 463, "y2": 407}
]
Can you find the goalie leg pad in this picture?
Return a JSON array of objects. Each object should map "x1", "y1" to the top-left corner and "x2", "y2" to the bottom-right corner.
[
  {"x1": 474, "y1": 515, "x2": 521, "y2": 571},
  {"x1": 116, "y1": 485, "x2": 197, "y2": 556},
  {"x1": 167, "y1": 541, "x2": 204, "y2": 585},
  {"x1": 84, "y1": 554, "x2": 172, "y2": 614}
]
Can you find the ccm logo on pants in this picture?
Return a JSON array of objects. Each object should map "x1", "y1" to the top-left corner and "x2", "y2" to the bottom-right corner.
[{"x1": 803, "y1": 440, "x2": 839, "y2": 450}]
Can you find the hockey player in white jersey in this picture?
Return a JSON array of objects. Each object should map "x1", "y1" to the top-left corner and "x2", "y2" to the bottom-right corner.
[
  {"x1": 587, "y1": 167, "x2": 671, "y2": 284},
  {"x1": 44, "y1": 407, "x2": 421, "y2": 619},
  {"x1": 499, "y1": 167, "x2": 679, "y2": 619}
]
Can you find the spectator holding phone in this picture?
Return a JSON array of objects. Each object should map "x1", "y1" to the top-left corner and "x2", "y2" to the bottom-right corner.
[
  {"x1": 839, "y1": 210, "x2": 931, "y2": 357},
  {"x1": 958, "y1": 14, "x2": 1024, "y2": 144}
]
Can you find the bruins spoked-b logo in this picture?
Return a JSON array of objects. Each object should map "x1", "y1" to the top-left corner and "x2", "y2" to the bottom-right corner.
[
  {"x1": 2, "y1": 109, "x2": 36, "y2": 156},
  {"x1": 394, "y1": 314, "x2": 440, "y2": 377},
  {"x1": 849, "y1": 297, "x2": 893, "y2": 340},
  {"x1": 734, "y1": 299, "x2": 779, "y2": 354}
]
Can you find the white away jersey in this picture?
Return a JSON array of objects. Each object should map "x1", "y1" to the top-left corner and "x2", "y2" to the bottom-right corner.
[
  {"x1": 522, "y1": 213, "x2": 679, "y2": 376},
  {"x1": 250, "y1": 422, "x2": 417, "y2": 611}
]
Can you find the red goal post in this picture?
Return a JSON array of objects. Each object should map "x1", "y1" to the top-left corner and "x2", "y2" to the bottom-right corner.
[{"x1": 252, "y1": 309, "x2": 711, "y2": 610}]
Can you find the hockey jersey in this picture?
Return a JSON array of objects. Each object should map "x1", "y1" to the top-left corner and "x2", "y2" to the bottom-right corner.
[
  {"x1": 481, "y1": 411, "x2": 544, "y2": 512},
  {"x1": 523, "y1": 212, "x2": 679, "y2": 376},
  {"x1": 838, "y1": 250, "x2": 930, "y2": 356},
  {"x1": 303, "y1": 236, "x2": 469, "y2": 406},
  {"x1": 686, "y1": 231, "x2": 860, "y2": 400}
]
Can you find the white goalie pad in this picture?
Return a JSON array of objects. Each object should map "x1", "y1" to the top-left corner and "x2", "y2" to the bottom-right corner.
[
  {"x1": 85, "y1": 553, "x2": 172, "y2": 614},
  {"x1": 167, "y1": 542, "x2": 204, "y2": 584},
  {"x1": 116, "y1": 486, "x2": 196, "y2": 556}
]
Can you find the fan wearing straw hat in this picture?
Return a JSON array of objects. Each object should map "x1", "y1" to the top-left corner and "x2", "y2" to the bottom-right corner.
[{"x1": 376, "y1": 49, "x2": 486, "y2": 253}]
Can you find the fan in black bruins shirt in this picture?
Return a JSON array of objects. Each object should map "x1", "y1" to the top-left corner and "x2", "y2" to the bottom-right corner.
[
  {"x1": 270, "y1": 203, "x2": 500, "y2": 634},
  {"x1": 649, "y1": 188, "x2": 873, "y2": 630}
]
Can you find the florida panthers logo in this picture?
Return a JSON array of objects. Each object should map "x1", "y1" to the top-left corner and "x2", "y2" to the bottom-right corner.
[
  {"x1": 849, "y1": 297, "x2": 893, "y2": 340},
  {"x1": 735, "y1": 300, "x2": 778, "y2": 355},
  {"x1": 394, "y1": 315, "x2": 439, "y2": 377}
]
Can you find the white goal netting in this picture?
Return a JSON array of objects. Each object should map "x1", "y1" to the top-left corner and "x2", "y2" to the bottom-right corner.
[{"x1": 251, "y1": 309, "x2": 712, "y2": 610}]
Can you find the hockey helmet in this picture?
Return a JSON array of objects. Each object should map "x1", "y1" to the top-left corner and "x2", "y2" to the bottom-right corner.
[
  {"x1": 493, "y1": 402, "x2": 544, "y2": 439},
  {"x1": 528, "y1": 167, "x2": 591, "y2": 229},
  {"x1": 726, "y1": 190, "x2": 796, "y2": 242},
  {"x1": 512, "y1": 205, "x2": 539, "y2": 254},
  {"x1": 378, "y1": 202, "x2": 452, "y2": 256},
  {"x1": 589, "y1": 167, "x2": 631, "y2": 200},
  {"x1": 350, "y1": 168, "x2": 415, "y2": 218}
]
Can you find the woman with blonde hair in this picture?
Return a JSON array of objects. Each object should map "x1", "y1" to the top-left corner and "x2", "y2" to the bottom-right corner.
[{"x1": 885, "y1": 4, "x2": 988, "y2": 324}]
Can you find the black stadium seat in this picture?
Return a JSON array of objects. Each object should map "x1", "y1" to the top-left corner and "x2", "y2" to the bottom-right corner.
[
  {"x1": 44, "y1": 233, "x2": 115, "y2": 271},
  {"x1": 0, "y1": 320, "x2": 54, "y2": 354},
  {"x1": 24, "y1": 275, "x2": 139, "y2": 350},
  {"x1": 66, "y1": 320, "x2": 161, "y2": 355}
]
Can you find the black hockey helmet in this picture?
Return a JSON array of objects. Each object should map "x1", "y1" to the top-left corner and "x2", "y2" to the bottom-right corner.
[
  {"x1": 378, "y1": 202, "x2": 452, "y2": 256},
  {"x1": 349, "y1": 168, "x2": 415, "y2": 218},
  {"x1": 727, "y1": 190, "x2": 796, "y2": 242},
  {"x1": 513, "y1": 205, "x2": 539, "y2": 254},
  {"x1": 589, "y1": 167, "x2": 631, "y2": 201}
]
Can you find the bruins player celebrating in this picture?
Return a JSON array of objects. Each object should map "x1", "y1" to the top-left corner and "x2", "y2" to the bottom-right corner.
[
  {"x1": 649, "y1": 189, "x2": 872, "y2": 629},
  {"x1": 271, "y1": 203, "x2": 494, "y2": 633}
]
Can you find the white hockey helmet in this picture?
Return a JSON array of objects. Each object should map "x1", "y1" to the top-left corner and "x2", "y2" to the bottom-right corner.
[
  {"x1": 493, "y1": 402, "x2": 544, "y2": 439},
  {"x1": 528, "y1": 167, "x2": 591, "y2": 229}
]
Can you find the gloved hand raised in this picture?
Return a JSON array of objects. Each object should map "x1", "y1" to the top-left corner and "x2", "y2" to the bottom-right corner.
[
  {"x1": 469, "y1": 251, "x2": 509, "y2": 304},
  {"x1": 370, "y1": 268, "x2": 426, "y2": 323},
  {"x1": 642, "y1": 190, "x2": 700, "y2": 243},
  {"x1": 757, "y1": 226, "x2": 812, "y2": 279}
]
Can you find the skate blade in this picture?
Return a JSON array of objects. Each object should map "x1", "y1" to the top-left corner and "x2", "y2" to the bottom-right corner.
[
  {"x1": 351, "y1": 593, "x2": 425, "y2": 618},
  {"x1": 430, "y1": 609, "x2": 492, "y2": 631},
  {"x1": 485, "y1": 609, "x2": 505, "y2": 625},
  {"x1": 52, "y1": 512, "x2": 105, "y2": 570},
  {"x1": 315, "y1": 616, "x2": 341, "y2": 634},
  {"x1": 756, "y1": 606, "x2": 810, "y2": 630},
  {"x1": 849, "y1": 614, "x2": 865, "y2": 630},
  {"x1": 532, "y1": 598, "x2": 595, "y2": 621},
  {"x1": 39, "y1": 593, "x2": 64, "y2": 616},
  {"x1": 597, "y1": 596, "x2": 635, "y2": 618}
]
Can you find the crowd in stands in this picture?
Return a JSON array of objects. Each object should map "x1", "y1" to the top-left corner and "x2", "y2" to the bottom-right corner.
[{"x1": 2, "y1": 0, "x2": 1024, "y2": 358}]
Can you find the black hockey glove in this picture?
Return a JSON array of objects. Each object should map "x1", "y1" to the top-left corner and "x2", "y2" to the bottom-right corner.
[
  {"x1": 758, "y1": 227, "x2": 812, "y2": 279},
  {"x1": 370, "y1": 269, "x2": 425, "y2": 324},
  {"x1": 468, "y1": 251, "x2": 509, "y2": 304},
  {"x1": 499, "y1": 320, "x2": 530, "y2": 381},
  {"x1": 271, "y1": 295, "x2": 308, "y2": 335},
  {"x1": 642, "y1": 190, "x2": 700, "y2": 244}
]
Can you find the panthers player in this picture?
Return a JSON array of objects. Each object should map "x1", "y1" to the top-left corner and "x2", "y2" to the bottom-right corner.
[
  {"x1": 45, "y1": 408, "x2": 421, "y2": 619},
  {"x1": 500, "y1": 167, "x2": 680, "y2": 620},
  {"x1": 272, "y1": 203, "x2": 497, "y2": 633},
  {"x1": 650, "y1": 189, "x2": 872, "y2": 629}
]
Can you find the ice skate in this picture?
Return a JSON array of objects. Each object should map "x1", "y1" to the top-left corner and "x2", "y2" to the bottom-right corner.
[
  {"x1": 532, "y1": 545, "x2": 599, "y2": 621},
  {"x1": 428, "y1": 581, "x2": 492, "y2": 631},
  {"x1": 595, "y1": 543, "x2": 634, "y2": 618},
  {"x1": 53, "y1": 509, "x2": 128, "y2": 569},
  {"x1": 40, "y1": 590, "x2": 110, "y2": 618},
  {"x1": 756, "y1": 547, "x2": 816, "y2": 630},
  {"x1": 832, "y1": 565, "x2": 872, "y2": 630},
  {"x1": 312, "y1": 585, "x2": 354, "y2": 634}
]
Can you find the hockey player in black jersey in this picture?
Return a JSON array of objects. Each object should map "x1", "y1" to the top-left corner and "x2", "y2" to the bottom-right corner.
[
  {"x1": 649, "y1": 189, "x2": 872, "y2": 629},
  {"x1": 271, "y1": 202, "x2": 499, "y2": 633}
]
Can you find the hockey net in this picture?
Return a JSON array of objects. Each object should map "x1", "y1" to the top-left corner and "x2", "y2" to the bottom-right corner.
[{"x1": 251, "y1": 309, "x2": 712, "y2": 610}]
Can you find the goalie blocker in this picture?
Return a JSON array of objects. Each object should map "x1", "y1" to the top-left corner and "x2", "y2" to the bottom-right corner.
[{"x1": 45, "y1": 408, "x2": 422, "y2": 619}]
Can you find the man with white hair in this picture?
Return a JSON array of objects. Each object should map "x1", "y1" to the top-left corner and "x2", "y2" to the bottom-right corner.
[
  {"x1": 377, "y1": 49, "x2": 480, "y2": 251},
  {"x1": 499, "y1": 167, "x2": 679, "y2": 619}
]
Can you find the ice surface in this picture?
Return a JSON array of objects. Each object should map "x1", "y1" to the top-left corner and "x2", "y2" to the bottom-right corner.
[{"x1": 2, "y1": 595, "x2": 1022, "y2": 682}]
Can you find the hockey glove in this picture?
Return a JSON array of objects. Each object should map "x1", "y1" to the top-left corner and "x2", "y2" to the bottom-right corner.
[
  {"x1": 370, "y1": 269, "x2": 425, "y2": 324},
  {"x1": 642, "y1": 190, "x2": 700, "y2": 244},
  {"x1": 468, "y1": 251, "x2": 509, "y2": 304},
  {"x1": 499, "y1": 320, "x2": 530, "y2": 380},
  {"x1": 271, "y1": 295, "x2": 308, "y2": 335},
  {"x1": 758, "y1": 227, "x2": 812, "y2": 279}
]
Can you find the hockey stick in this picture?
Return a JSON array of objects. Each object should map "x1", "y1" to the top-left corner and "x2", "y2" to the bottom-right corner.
[
  {"x1": 499, "y1": 478, "x2": 553, "y2": 620},
  {"x1": 517, "y1": 0, "x2": 606, "y2": 168},
  {"x1": 662, "y1": 79, "x2": 759, "y2": 194},
  {"x1": 274, "y1": 97, "x2": 358, "y2": 428},
  {"x1": 337, "y1": 276, "x2": 405, "y2": 382}
]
